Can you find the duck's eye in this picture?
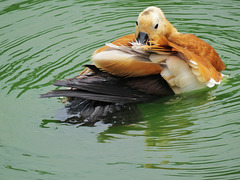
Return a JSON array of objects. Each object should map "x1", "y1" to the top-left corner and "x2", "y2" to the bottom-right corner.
[
  {"x1": 154, "y1": 24, "x2": 158, "y2": 29},
  {"x1": 136, "y1": 21, "x2": 138, "y2": 26}
]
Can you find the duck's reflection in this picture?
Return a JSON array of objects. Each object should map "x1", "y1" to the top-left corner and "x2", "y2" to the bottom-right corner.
[
  {"x1": 96, "y1": 90, "x2": 215, "y2": 144},
  {"x1": 41, "y1": 97, "x2": 143, "y2": 127}
]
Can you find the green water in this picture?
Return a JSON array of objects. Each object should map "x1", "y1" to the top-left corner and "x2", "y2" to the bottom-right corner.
[{"x1": 1, "y1": 0, "x2": 240, "y2": 179}]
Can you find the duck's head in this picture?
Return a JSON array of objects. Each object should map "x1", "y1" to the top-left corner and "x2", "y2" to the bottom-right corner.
[{"x1": 135, "y1": 6, "x2": 177, "y2": 45}]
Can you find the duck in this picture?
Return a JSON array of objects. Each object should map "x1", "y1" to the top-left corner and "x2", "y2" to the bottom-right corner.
[{"x1": 41, "y1": 7, "x2": 225, "y2": 121}]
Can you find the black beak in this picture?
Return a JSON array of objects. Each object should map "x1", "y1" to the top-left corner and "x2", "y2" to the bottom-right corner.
[{"x1": 137, "y1": 32, "x2": 149, "y2": 45}]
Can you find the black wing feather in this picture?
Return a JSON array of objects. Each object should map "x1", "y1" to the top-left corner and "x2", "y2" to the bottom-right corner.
[{"x1": 40, "y1": 65, "x2": 174, "y2": 103}]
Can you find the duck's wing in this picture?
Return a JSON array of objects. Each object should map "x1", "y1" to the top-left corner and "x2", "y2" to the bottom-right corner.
[
  {"x1": 145, "y1": 34, "x2": 225, "y2": 88},
  {"x1": 168, "y1": 33, "x2": 225, "y2": 72},
  {"x1": 91, "y1": 34, "x2": 165, "y2": 77},
  {"x1": 40, "y1": 65, "x2": 174, "y2": 103},
  {"x1": 92, "y1": 34, "x2": 136, "y2": 55}
]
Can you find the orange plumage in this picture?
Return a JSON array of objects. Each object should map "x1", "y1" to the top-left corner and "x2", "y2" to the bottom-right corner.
[
  {"x1": 93, "y1": 34, "x2": 136, "y2": 55},
  {"x1": 90, "y1": 6, "x2": 225, "y2": 92}
]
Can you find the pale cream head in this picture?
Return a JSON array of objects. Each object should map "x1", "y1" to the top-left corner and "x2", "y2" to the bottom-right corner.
[{"x1": 135, "y1": 6, "x2": 177, "y2": 44}]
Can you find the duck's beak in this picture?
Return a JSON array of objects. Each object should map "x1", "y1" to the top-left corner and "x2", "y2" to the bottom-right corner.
[{"x1": 136, "y1": 32, "x2": 149, "y2": 45}]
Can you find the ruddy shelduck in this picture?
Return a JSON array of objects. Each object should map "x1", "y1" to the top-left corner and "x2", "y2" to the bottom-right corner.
[{"x1": 41, "y1": 6, "x2": 225, "y2": 103}]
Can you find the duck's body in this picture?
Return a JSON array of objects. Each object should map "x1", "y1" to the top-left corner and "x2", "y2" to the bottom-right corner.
[
  {"x1": 41, "y1": 7, "x2": 225, "y2": 119},
  {"x1": 90, "y1": 7, "x2": 224, "y2": 94}
]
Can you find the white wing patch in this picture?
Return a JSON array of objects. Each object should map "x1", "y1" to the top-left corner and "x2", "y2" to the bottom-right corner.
[
  {"x1": 189, "y1": 59, "x2": 223, "y2": 88},
  {"x1": 206, "y1": 77, "x2": 222, "y2": 88}
]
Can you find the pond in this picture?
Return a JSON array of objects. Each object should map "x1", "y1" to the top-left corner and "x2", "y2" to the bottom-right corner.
[{"x1": 0, "y1": 0, "x2": 240, "y2": 179}]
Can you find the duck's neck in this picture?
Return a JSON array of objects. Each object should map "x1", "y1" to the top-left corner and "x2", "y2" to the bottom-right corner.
[{"x1": 164, "y1": 21, "x2": 179, "y2": 39}]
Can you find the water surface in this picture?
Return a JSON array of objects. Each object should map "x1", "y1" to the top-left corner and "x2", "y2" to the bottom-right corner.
[{"x1": 1, "y1": 0, "x2": 240, "y2": 179}]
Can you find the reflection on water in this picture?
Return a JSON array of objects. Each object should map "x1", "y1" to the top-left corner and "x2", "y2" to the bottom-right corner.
[
  {"x1": 1, "y1": 0, "x2": 240, "y2": 179},
  {"x1": 96, "y1": 90, "x2": 240, "y2": 178},
  {"x1": 42, "y1": 100, "x2": 143, "y2": 126},
  {"x1": 97, "y1": 91, "x2": 213, "y2": 142}
]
